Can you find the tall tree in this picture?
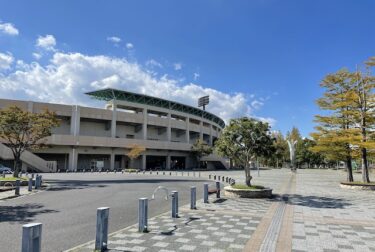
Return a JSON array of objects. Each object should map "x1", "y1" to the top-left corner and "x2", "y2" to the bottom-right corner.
[
  {"x1": 311, "y1": 69, "x2": 356, "y2": 182},
  {"x1": 0, "y1": 106, "x2": 59, "y2": 177},
  {"x1": 215, "y1": 117, "x2": 274, "y2": 186},
  {"x1": 348, "y1": 67, "x2": 375, "y2": 182},
  {"x1": 191, "y1": 139, "x2": 213, "y2": 169},
  {"x1": 270, "y1": 131, "x2": 288, "y2": 168}
]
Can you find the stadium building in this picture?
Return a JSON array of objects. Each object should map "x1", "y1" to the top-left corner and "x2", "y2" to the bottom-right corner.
[{"x1": 0, "y1": 89, "x2": 228, "y2": 172}]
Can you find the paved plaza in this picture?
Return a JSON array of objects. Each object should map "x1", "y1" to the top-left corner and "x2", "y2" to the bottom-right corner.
[
  {"x1": 66, "y1": 169, "x2": 375, "y2": 252},
  {"x1": 1, "y1": 169, "x2": 375, "y2": 251}
]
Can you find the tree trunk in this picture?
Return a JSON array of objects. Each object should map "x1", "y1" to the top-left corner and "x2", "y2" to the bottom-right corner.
[
  {"x1": 346, "y1": 156, "x2": 354, "y2": 182},
  {"x1": 13, "y1": 154, "x2": 21, "y2": 178},
  {"x1": 244, "y1": 163, "x2": 252, "y2": 187},
  {"x1": 361, "y1": 148, "x2": 370, "y2": 183}
]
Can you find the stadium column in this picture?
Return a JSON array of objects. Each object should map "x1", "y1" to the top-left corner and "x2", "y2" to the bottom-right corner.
[
  {"x1": 167, "y1": 113, "x2": 171, "y2": 142},
  {"x1": 143, "y1": 108, "x2": 148, "y2": 140},
  {"x1": 110, "y1": 151, "x2": 115, "y2": 171},
  {"x1": 166, "y1": 154, "x2": 171, "y2": 170},
  {"x1": 199, "y1": 121, "x2": 203, "y2": 140},
  {"x1": 68, "y1": 147, "x2": 78, "y2": 171},
  {"x1": 111, "y1": 101, "x2": 117, "y2": 138},
  {"x1": 186, "y1": 117, "x2": 190, "y2": 143},
  {"x1": 142, "y1": 154, "x2": 146, "y2": 170},
  {"x1": 70, "y1": 105, "x2": 80, "y2": 136},
  {"x1": 209, "y1": 124, "x2": 213, "y2": 146}
]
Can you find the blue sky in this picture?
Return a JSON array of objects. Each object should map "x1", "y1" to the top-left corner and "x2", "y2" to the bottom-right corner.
[{"x1": 0, "y1": 0, "x2": 374, "y2": 136}]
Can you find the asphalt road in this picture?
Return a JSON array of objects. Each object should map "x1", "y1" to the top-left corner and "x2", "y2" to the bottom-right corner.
[{"x1": 0, "y1": 173, "x2": 209, "y2": 252}]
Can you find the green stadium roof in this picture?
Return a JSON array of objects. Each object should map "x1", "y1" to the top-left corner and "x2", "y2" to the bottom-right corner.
[{"x1": 85, "y1": 88, "x2": 225, "y2": 128}]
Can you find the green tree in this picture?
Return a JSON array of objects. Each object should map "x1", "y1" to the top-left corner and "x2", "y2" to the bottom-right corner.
[
  {"x1": 347, "y1": 68, "x2": 375, "y2": 182},
  {"x1": 0, "y1": 106, "x2": 59, "y2": 177},
  {"x1": 215, "y1": 117, "x2": 274, "y2": 186},
  {"x1": 270, "y1": 131, "x2": 288, "y2": 168},
  {"x1": 296, "y1": 138, "x2": 325, "y2": 168},
  {"x1": 191, "y1": 139, "x2": 213, "y2": 169},
  {"x1": 311, "y1": 69, "x2": 357, "y2": 182}
]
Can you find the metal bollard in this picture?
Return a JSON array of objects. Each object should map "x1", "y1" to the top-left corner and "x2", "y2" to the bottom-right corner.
[
  {"x1": 32, "y1": 173, "x2": 34, "y2": 179},
  {"x1": 163, "y1": 172, "x2": 165, "y2": 175},
  {"x1": 95, "y1": 207, "x2": 109, "y2": 252},
  {"x1": 190, "y1": 187, "x2": 196, "y2": 210},
  {"x1": 171, "y1": 191, "x2": 179, "y2": 218},
  {"x1": 28, "y1": 178, "x2": 32, "y2": 192},
  {"x1": 2, "y1": 171, "x2": 5, "y2": 178},
  {"x1": 169, "y1": 172, "x2": 172, "y2": 176},
  {"x1": 187, "y1": 171, "x2": 189, "y2": 176},
  {"x1": 15, "y1": 179, "x2": 20, "y2": 196},
  {"x1": 216, "y1": 181, "x2": 221, "y2": 198},
  {"x1": 199, "y1": 171, "x2": 201, "y2": 177},
  {"x1": 222, "y1": 176, "x2": 225, "y2": 182},
  {"x1": 156, "y1": 171, "x2": 158, "y2": 175},
  {"x1": 214, "y1": 175, "x2": 216, "y2": 180},
  {"x1": 226, "y1": 177, "x2": 229, "y2": 183},
  {"x1": 218, "y1": 175, "x2": 220, "y2": 181},
  {"x1": 138, "y1": 198, "x2": 148, "y2": 232},
  {"x1": 181, "y1": 171, "x2": 184, "y2": 176},
  {"x1": 204, "y1": 183, "x2": 209, "y2": 203},
  {"x1": 209, "y1": 174, "x2": 211, "y2": 179},
  {"x1": 34, "y1": 176, "x2": 39, "y2": 190},
  {"x1": 22, "y1": 223, "x2": 42, "y2": 252},
  {"x1": 175, "y1": 171, "x2": 177, "y2": 176}
]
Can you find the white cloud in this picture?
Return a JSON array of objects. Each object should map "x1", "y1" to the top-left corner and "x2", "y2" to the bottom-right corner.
[
  {"x1": 251, "y1": 100, "x2": 264, "y2": 110},
  {"x1": 146, "y1": 59, "x2": 163, "y2": 68},
  {"x1": 0, "y1": 51, "x2": 272, "y2": 124},
  {"x1": 36, "y1": 34, "x2": 56, "y2": 51},
  {"x1": 107, "y1": 36, "x2": 121, "y2": 43},
  {"x1": 193, "y1": 72, "x2": 200, "y2": 80},
  {"x1": 0, "y1": 22, "x2": 19, "y2": 36},
  {"x1": 32, "y1": 53, "x2": 42, "y2": 60},
  {"x1": 126, "y1": 43, "x2": 134, "y2": 49},
  {"x1": 0, "y1": 52, "x2": 14, "y2": 70},
  {"x1": 174, "y1": 63, "x2": 182, "y2": 70}
]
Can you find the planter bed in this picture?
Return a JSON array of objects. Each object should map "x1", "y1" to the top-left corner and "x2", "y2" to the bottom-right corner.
[
  {"x1": 340, "y1": 182, "x2": 375, "y2": 190},
  {"x1": 224, "y1": 186, "x2": 273, "y2": 198}
]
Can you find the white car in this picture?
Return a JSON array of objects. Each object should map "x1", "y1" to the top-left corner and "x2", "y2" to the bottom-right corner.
[{"x1": 0, "y1": 164, "x2": 13, "y2": 174}]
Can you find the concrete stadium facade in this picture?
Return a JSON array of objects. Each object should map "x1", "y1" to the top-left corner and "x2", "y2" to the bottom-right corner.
[{"x1": 0, "y1": 89, "x2": 228, "y2": 172}]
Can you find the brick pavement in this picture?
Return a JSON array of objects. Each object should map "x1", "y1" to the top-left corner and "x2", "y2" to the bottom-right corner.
[{"x1": 66, "y1": 169, "x2": 375, "y2": 252}]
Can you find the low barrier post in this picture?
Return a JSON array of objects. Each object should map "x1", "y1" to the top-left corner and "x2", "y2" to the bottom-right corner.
[
  {"x1": 204, "y1": 183, "x2": 209, "y2": 203},
  {"x1": 138, "y1": 198, "x2": 148, "y2": 232},
  {"x1": 15, "y1": 179, "x2": 20, "y2": 196},
  {"x1": 28, "y1": 178, "x2": 32, "y2": 192},
  {"x1": 171, "y1": 191, "x2": 179, "y2": 218},
  {"x1": 95, "y1": 207, "x2": 109, "y2": 252},
  {"x1": 22, "y1": 223, "x2": 42, "y2": 252},
  {"x1": 216, "y1": 181, "x2": 220, "y2": 198},
  {"x1": 190, "y1": 186, "x2": 196, "y2": 209}
]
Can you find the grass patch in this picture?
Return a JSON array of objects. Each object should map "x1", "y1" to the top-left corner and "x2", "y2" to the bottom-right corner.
[
  {"x1": 0, "y1": 177, "x2": 28, "y2": 181},
  {"x1": 231, "y1": 184, "x2": 265, "y2": 190},
  {"x1": 123, "y1": 169, "x2": 138, "y2": 173},
  {"x1": 341, "y1": 181, "x2": 375, "y2": 186}
]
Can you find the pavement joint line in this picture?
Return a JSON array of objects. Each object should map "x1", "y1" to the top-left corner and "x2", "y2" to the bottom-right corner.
[
  {"x1": 275, "y1": 174, "x2": 296, "y2": 252},
  {"x1": 243, "y1": 172, "x2": 294, "y2": 252}
]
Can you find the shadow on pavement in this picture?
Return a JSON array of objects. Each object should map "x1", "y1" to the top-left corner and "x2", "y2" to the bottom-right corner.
[
  {"x1": 0, "y1": 203, "x2": 58, "y2": 223},
  {"x1": 285, "y1": 194, "x2": 352, "y2": 209}
]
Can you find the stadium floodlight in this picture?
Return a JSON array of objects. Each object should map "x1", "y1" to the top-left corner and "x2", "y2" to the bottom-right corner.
[{"x1": 198, "y1": 95, "x2": 209, "y2": 111}]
